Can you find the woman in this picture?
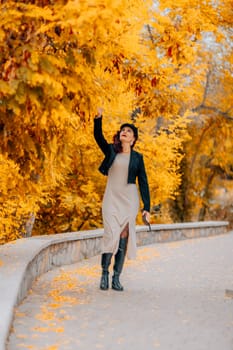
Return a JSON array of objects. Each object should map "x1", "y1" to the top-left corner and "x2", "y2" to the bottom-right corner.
[{"x1": 94, "y1": 107, "x2": 150, "y2": 291}]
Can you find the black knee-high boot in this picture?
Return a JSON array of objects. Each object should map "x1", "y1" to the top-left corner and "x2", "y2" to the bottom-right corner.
[
  {"x1": 112, "y1": 237, "x2": 127, "y2": 291},
  {"x1": 100, "y1": 253, "x2": 113, "y2": 290}
]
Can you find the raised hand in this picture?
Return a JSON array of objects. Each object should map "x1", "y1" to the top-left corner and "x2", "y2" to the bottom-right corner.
[{"x1": 96, "y1": 107, "x2": 104, "y2": 118}]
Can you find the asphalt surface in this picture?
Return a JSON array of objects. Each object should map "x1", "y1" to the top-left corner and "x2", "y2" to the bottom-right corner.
[{"x1": 7, "y1": 233, "x2": 233, "y2": 350}]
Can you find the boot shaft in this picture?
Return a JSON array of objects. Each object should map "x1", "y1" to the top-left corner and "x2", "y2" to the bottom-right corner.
[
  {"x1": 101, "y1": 253, "x2": 113, "y2": 272},
  {"x1": 113, "y1": 237, "x2": 127, "y2": 275}
]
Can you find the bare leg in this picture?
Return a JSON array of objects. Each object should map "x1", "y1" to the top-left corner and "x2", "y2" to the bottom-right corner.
[{"x1": 120, "y1": 222, "x2": 129, "y2": 238}]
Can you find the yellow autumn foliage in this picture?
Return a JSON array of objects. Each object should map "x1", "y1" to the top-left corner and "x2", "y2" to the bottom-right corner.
[{"x1": 0, "y1": 0, "x2": 232, "y2": 242}]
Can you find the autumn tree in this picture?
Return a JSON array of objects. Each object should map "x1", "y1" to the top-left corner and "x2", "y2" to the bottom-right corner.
[
  {"x1": 0, "y1": 0, "x2": 154, "y2": 241},
  {"x1": 175, "y1": 66, "x2": 233, "y2": 223},
  {"x1": 158, "y1": 0, "x2": 233, "y2": 222},
  {"x1": 1, "y1": 0, "x2": 231, "y2": 243},
  {"x1": 116, "y1": 0, "x2": 232, "y2": 223}
]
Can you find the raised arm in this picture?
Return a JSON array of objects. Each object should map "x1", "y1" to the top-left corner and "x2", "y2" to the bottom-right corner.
[{"x1": 94, "y1": 109, "x2": 110, "y2": 155}]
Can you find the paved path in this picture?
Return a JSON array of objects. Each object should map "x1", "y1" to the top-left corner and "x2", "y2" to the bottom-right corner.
[{"x1": 7, "y1": 233, "x2": 233, "y2": 350}]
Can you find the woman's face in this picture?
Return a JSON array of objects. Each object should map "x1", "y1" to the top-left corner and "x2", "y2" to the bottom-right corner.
[{"x1": 119, "y1": 127, "x2": 135, "y2": 145}]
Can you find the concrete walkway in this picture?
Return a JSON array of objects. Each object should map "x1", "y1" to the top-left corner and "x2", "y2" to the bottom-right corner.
[{"x1": 7, "y1": 233, "x2": 233, "y2": 350}]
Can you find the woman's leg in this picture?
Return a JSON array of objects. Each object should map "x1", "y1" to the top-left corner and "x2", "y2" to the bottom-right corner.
[
  {"x1": 120, "y1": 223, "x2": 129, "y2": 239},
  {"x1": 112, "y1": 224, "x2": 129, "y2": 291},
  {"x1": 100, "y1": 253, "x2": 113, "y2": 290}
]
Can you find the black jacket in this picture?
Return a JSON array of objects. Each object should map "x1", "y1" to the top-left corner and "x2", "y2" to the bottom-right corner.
[{"x1": 94, "y1": 117, "x2": 150, "y2": 212}]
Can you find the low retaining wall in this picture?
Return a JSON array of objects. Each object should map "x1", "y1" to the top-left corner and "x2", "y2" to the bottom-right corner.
[{"x1": 0, "y1": 221, "x2": 229, "y2": 350}]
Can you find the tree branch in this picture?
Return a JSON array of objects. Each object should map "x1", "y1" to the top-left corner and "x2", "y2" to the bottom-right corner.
[
  {"x1": 192, "y1": 104, "x2": 233, "y2": 120},
  {"x1": 192, "y1": 70, "x2": 233, "y2": 120},
  {"x1": 146, "y1": 24, "x2": 155, "y2": 45}
]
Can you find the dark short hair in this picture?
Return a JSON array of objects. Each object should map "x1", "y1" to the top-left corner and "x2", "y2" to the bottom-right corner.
[{"x1": 120, "y1": 123, "x2": 138, "y2": 140}]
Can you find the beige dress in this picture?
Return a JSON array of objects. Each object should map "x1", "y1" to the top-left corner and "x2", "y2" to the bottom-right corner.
[{"x1": 102, "y1": 153, "x2": 139, "y2": 259}]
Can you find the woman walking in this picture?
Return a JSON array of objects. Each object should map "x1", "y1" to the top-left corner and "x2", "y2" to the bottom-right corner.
[{"x1": 94, "y1": 107, "x2": 150, "y2": 291}]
